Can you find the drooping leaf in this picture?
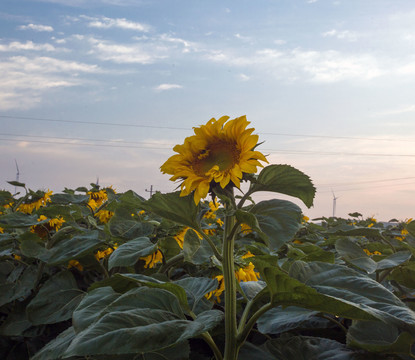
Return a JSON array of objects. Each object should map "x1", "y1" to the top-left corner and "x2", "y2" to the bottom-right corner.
[
  {"x1": 47, "y1": 230, "x2": 104, "y2": 265},
  {"x1": 182, "y1": 228, "x2": 202, "y2": 262},
  {"x1": 376, "y1": 251, "x2": 412, "y2": 271},
  {"x1": 0, "y1": 266, "x2": 37, "y2": 307},
  {"x1": 26, "y1": 271, "x2": 84, "y2": 325},
  {"x1": 250, "y1": 164, "x2": 316, "y2": 208},
  {"x1": 289, "y1": 261, "x2": 415, "y2": 333},
  {"x1": 325, "y1": 225, "x2": 383, "y2": 239},
  {"x1": 250, "y1": 199, "x2": 302, "y2": 251},
  {"x1": 265, "y1": 335, "x2": 358, "y2": 360},
  {"x1": 0, "y1": 212, "x2": 44, "y2": 228},
  {"x1": 50, "y1": 193, "x2": 89, "y2": 205},
  {"x1": 72, "y1": 286, "x2": 120, "y2": 332},
  {"x1": 257, "y1": 306, "x2": 328, "y2": 335},
  {"x1": 64, "y1": 309, "x2": 223, "y2": 357},
  {"x1": 347, "y1": 320, "x2": 415, "y2": 356},
  {"x1": 108, "y1": 216, "x2": 154, "y2": 239},
  {"x1": 174, "y1": 277, "x2": 218, "y2": 313},
  {"x1": 108, "y1": 237, "x2": 157, "y2": 270},
  {"x1": 335, "y1": 238, "x2": 378, "y2": 274},
  {"x1": 31, "y1": 327, "x2": 76, "y2": 360},
  {"x1": 141, "y1": 191, "x2": 201, "y2": 230}
]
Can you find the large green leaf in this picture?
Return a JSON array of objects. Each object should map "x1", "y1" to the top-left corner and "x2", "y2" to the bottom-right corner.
[
  {"x1": 108, "y1": 237, "x2": 157, "y2": 270},
  {"x1": 265, "y1": 335, "x2": 358, "y2": 360},
  {"x1": 376, "y1": 251, "x2": 412, "y2": 271},
  {"x1": 0, "y1": 212, "x2": 46, "y2": 228},
  {"x1": 115, "y1": 274, "x2": 189, "y2": 312},
  {"x1": 174, "y1": 277, "x2": 218, "y2": 313},
  {"x1": 64, "y1": 309, "x2": 223, "y2": 357},
  {"x1": 50, "y1": 193, "x2": 89, "y2": 204},
  {"x1": 72, "y1": 286, "x2": 120, "y2": 332},
  {"x1": 47, "y1": 230, "x2": 104, "y2": 265},
  {"x1": 141, "y1": 191, "x2": 201, "y2": 230},
  {"x1": 250, "y1": 164, "x2": 316, "y2": 208},
  {"x1": 257, "y1": 306, "x2": 328, "y2": 335},
  {"x1": 108, "y1": 216, "x2": 154, "y2": 239},
  {"x1": 289, "y1": 261, "x2": 415, "y2": 333},
  {"x1": 335, "y1": 238, "x2": 377, "y2": 274},
  {"x1": 325, "y1": 225, "x2": 383, "y2": 239},
  {"x1": 0, "y1": 266, "x2": 37, "y2": 307},
  {"x1": 0, "y1": 308, "x2": 32, "y2": 336},
  {"x1": 250, "y1": 199, "x2": 302, "y2": 251},
  {"x1": 27, "y1": 271, "x2": 84, "y2": 325},
  {"x1": 31, "y1": 327, "x2": 76, "y2": 360},
  {"x1": 182, "y1": 228, "x2": 202, "y2": 262},
  {"x1": 20, "y1": 235, "x2": 50, "y2": 262},
  {"x1": 347, "y1": 320, "x2": 415, "y2": 356}
]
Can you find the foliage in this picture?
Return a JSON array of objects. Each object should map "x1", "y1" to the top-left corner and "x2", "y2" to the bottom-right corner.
[{"x1": 0, "y1": 168, "x2": 415, "y2": 359}]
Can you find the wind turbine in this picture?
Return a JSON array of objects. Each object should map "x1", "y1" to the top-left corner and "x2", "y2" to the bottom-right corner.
[
  {"x1": 14, "y1": 159, "x2": 20, "y2": 194},
  {"x1": 332, "y1": 191, "x2": 339, "y2": 218}
]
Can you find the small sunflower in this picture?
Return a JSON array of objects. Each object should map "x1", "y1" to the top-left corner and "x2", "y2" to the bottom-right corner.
[{"x1": 160, "y1": 115, "x2": 268, "y2": 204}]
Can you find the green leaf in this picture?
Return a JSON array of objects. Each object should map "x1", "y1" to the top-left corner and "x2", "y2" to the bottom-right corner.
[
  {"x1": 115, "y1": 274, "x2": 190, "y2": 312},
  {"x1": 174, "y1": 277, "x2": 218, "y2": 313},
  {"x1": 265, "y1": 335, "x2": 358, "y2": 360},
  {"x1": 407, "y1": 220, "x2": 415, "y2": 237},
  {"x1": 0, "y1": 309, "x2": 32, "y2": 336},
  {"x1": 47, "y1": 230, "x2": 104, "y2": 265},
  {"x1": 257, "y1": 306, "x2": 327, "y2": 335},
  {"x1": 73, "y1": 286, "x2": 120, "y2": 332},
  {"x1": 20, "y1": 235, "x2": 50, "y2": 262},
  {"x1": 64, "y1": 309, "x2": 223, "y2": 357},
  {"x1": 141, "y1": 191, "x2": 201, "y2": 230},
  {"x1": 325, "y1": 225, "x2": 384, "y2": 239},
  {"x1": 250, "y1": 199, "x2": 302, "y2": 251},
  {"x1": 250, "y1": 164, "x2": 316, "y2": 208},
  {"x1": 7, "y1": 180, "x2": 26, "y2": 188},
  {"x1": 238, "y1": 342, "x2": 275, "y2": 360},
  {"x1": 108, "y1": 216, "x2": 154, "y2": 239},
  {"x1": 289, "y1": 261, "x2": 415, "y2": 333},
  {"x1": 26, "y1": 271, "x2": 84, "y2": 325},
  {"x1": 0, "y1": 266, "x2": 37, "y2": 307},
  {"x1": 335, "y1": 238, "x2": 378, "y2": 274},
  {"x1": 108, "y1": 237, "x2": 157, "y2": 270},
  {"x1": 182, "y1": 228, "x2": 202, "y2": 262},
  {"x1": 376, "y1": 251, "x2": 412, "y2": 271},
  {"x1": 31, "y1": 327, "x2": 76, "y2": 360},
  {"x1": 0, "y1": 212, "x2": 43, "y2": 228},
  {"x1": 347, "y1": 320, "x2": 415, "y2": 355},
  {"x1": 50, "y1": 193, "x2": 89, "y2": 205}
]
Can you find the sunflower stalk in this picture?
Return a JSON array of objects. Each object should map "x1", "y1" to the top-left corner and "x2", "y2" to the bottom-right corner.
[{"x1": 222, "y1": 200, "x2": 238, "y2": 360}]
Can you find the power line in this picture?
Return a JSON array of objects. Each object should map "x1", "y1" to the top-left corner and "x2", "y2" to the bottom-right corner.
[
  {"x1": 2, "y1": 136, "x2": 415, "y2": 158},
  {"x1": 1, "y1": 113, "x2": 415, "y2": 143},
  {"x1": 317, "y1": 176, "x2": 415, "y2": 187}
]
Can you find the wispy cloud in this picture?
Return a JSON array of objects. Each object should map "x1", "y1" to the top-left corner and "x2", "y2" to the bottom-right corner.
[
  {"x1": 206, "y1": 48, "x2": 383, "y2": 83},
  {"x1": 0, "y1": 56, "x2": 101, "y2": 110},
  {"x1": 322, "y1": 29, "x2": 359, "y2": 41},
  {"x1": 80, "y1": 15, "x2": 150, "y2": 32},
  {"x1": 0, "y1": 40, "x2": 56, "y2": 52},
  {"x1": 18, "y1": 23, "x2": 54, "y2": 32},
  {"x1": 372, "y1": 104, "x2": 415, "y2": 117},
  {"x1": 154, "y1": 83, "x2": 183, "y2": 91}
]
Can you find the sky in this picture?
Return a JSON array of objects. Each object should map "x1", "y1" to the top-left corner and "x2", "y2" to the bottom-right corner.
[{"x1": 1, "y1": 0, "x2": 415, "y2": 221}]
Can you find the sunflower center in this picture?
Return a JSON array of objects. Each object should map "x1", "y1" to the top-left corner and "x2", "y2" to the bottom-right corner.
[{"x1": 193, "y1": 141, "x2": 240, "y2": 176}]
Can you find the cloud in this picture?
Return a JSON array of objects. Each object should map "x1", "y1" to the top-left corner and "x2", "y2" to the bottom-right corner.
[
  {"x1": 87, "y1": 37, "x2": 164, "y2": 64},
  {"x1": 0, "y1": 56, "x2": 101, "y2": 110},
  {"x1": 372, "y1": 104, "x2": 415, "y2": 117},
  {"x1": 322, "y1": 29, "x2": 359, "y2": 41},
  {"x1": 154, "y1": 83, "x2": 183, "y2": 91},
  {"x1": 237, "y1": 73, "x2": 250, "y2": 81},
  {"x1": 206, "y1": 48, "x2": 383, "y2": 83},
  {"x1": 18, "y1": 23, "x2": 54, "y2": 32},
  {"x1": 0, "y1": 40, "x2": 56, "y2": 52},
  {"x1": 80, "y1": 15, "x2": 150, "y2": 32}
]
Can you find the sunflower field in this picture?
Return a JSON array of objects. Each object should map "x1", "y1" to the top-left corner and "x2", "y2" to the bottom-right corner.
[{"x1": 1, "y1": 116, "x2": 415, "y2": 360}]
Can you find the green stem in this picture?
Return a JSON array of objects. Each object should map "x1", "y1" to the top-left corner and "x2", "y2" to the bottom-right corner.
[
  {"x1": 223, "y1": 209, "x2": 238, "y2": 360},
  {"x1": 236, "y1": 302, "x2": 273, "y2": 346},
  {"x1": 157, "y1": 253, "x2": 184, "y2": 274},
  {"x1": 200, "y1": 231, "x2": 223, "y2": 261},
  {"x1": 317, "y1": 313, "x2": 347, "y2": 335}
]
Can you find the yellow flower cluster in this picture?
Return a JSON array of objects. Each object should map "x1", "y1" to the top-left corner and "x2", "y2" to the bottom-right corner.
[
  {"x1": 206, "y1": 257, "x2": 260, "y2": 302},
  {"x1": 0, "y1": 227, "x2": 3, "y2": 234},
  {"x1": 17, "y1": 190, "x2": 53, "y2": 214},
  {"x1": 95, "y1": 209, "x2": 114, "y2": 224},
  {"x1": 363, "y1": 248, "x2": 381, "y2": 256},
  {"x1": 141, "y1": 249, "x2": 163, "y2": 268},
  {"x1": 68, "y1": 260, "x2": 83, "y2": 272},
  {"x1": 87, "y1": 189, "x2": 108, "y2": 211},
  {"x1": 95, "y1": 245, "x2": 117, "y2": 261},
  {"x1": 240, "y1": 223, "x2": 253, "y2": 235}
]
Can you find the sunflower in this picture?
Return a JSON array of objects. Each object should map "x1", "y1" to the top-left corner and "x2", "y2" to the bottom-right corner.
[{"x1": 161, "y1": 115, "x2": 268, "y2": 204}]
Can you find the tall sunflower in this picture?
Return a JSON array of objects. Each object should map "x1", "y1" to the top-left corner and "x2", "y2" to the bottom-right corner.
[{"x1": 160, "y1": 115, "x2": 268, "y2": 204}]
